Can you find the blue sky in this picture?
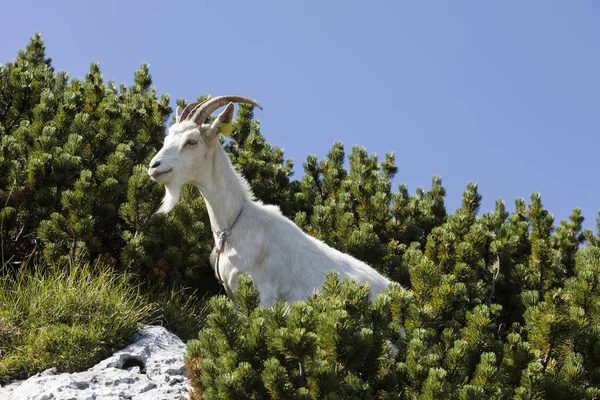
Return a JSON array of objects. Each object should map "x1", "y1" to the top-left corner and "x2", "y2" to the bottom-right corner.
[{"x1": 2, "y1": 1, "x2": 599, "y2": 231}]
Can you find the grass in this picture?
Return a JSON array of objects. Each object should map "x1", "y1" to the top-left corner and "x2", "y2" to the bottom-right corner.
[
  {"x1": 0, "y1": 255, "x2": 213, "y2": 384},
  {"x1": 0, "y1": 260, "x2": 156, "y2": 383},
  {"x1": 151, "y1": 286, "x2": 211, "y2": 342}
]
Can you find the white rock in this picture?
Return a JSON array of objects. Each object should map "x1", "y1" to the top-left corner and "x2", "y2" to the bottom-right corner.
[{"x1": 0, "y1": 326, "x2": 190, "y2": 400}]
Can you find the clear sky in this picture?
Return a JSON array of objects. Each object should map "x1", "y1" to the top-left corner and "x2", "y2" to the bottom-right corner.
[{"x1": 2, "y1": 1, "x2": 599, "y2": 231}]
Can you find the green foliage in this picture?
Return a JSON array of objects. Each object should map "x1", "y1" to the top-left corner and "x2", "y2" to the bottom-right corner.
[
  {"x1": 0, "y1": 259, "x2": 153, "y2": 383},
  {"x1": 1, "y1": 36, "x2": 166, "y2": 269},
  {"x1": 186, "y1": 273, "x2": 403, "y2": 399},
  {"x1": 0, "y1": 36, "x2": 215, "y2": 295},
  {"x1": 294, "y1": 143, "x2": 447, "y2": 286},
  {"x1": 188, "y1": 250, "x2": 600, "y2": 398}
]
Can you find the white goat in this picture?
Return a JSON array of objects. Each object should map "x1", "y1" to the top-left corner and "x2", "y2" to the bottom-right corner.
[{"x1": 148, "y1": 96, "x2": 392, "y2": 307}]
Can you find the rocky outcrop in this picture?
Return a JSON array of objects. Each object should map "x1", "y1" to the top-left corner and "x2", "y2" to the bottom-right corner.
[{"x1": 0, "y1": 326, "x2": 190, "y2": 400}]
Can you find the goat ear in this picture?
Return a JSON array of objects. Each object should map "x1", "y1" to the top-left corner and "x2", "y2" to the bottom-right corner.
[
  {"x1": 217, "y1": 102, "x2": 235, "y2": 124},
  {"x1": 175, "y1": 106, "x2": 184, "y2": 123},
  {"x1": 210, "y1": 102, "x2": 235, "y2": 136}
]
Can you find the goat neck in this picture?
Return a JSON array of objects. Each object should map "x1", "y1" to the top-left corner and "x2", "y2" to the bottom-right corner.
[{"x1": 197, "y1": 146, "x2": 249, "y2": 240}]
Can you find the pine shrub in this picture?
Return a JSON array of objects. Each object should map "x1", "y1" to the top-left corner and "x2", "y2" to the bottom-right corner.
[{"x1": 187, "y1": 236, "x2": 600, "y2": 399}]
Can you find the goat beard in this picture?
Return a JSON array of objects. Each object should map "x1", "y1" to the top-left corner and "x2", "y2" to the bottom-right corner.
[{"x1": 157, "y1": 183, "x2": 181, "y2": 213}]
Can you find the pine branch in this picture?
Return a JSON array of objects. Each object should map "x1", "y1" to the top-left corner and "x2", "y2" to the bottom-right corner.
[
  {"x1": 487, "y1": 254, "x2": 501, "y2": 304},
  {"x1": 540, "y1": 339, "x2": 555, "y2": 373},
  {"x1": 0, "y1": 86, "x2": 14, "y2": 123},
  {"x1": 5, "y1": 84, "x2": 31, "y2": 134},
  {"x1": 298, "y1": 359, "x2": 306, "y2": 387},
  {"x1": 13, "y1": 223, "x2": 25, "y2": 243}
]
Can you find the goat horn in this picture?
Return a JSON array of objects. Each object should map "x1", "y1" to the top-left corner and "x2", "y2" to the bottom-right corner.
[
  {"x1": 179, "y1": 102, "x2": 201, "y2": 122},
  {"x1": 188, "y1": 96, "x2": 263, "y2": 126}
]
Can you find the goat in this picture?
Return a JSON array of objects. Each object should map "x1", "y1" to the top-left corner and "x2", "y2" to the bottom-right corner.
[{"x1": 147, "y1": 96, "x2": 393, "y2": 307}]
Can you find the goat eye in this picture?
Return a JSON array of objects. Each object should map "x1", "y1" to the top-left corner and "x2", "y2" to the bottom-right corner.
[{"x1": 184, "y1": 140, "x2": 198, "y2": 147}]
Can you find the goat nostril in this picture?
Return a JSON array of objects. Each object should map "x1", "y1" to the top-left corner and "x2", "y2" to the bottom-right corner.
[{"x1": 151, "y1": 161, "x2": 161, "y2": 168}]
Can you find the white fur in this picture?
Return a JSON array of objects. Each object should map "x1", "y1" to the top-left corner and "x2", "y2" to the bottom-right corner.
[{"x1": 148, "y1": 104, "x2": 392, "y2": 306}]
